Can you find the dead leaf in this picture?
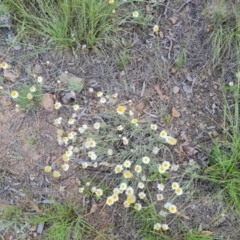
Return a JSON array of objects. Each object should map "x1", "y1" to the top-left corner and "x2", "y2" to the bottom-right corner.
[
  {"x1": 171, "y1": 107, "x2": 180, "y2": 118},
  {"x1": 169, "y1": 29, "x2": 174, "y2": 38},
  {"x1": 159, "y1": 31, "x2": 164, "y2": 39},
  {"x1": 185, "y1": 69, "x2": 193, "y2": 82},
  {"x1": 178, "y1": 144, "x2": 183, "y2": 163},
  {"x1": 169, "y1": 17, "x2": 178, "y2": 25},
  {"x1": 41, "y1": 93, "x2": 54, "y2": 111},
  {"x1": 24, "y1": 194, "x2": 41, "y2": 213},
  {"x1": 136, "y1": 101, "x2": 145, "y2": 112},
  {"x1": 75, "y1": 178, "x2": 81, "y2": 185},
  {"x1": 182, "y1": 145, "x2": 198, "y2": 156},
  {"x1": 6, "y1": 101, "x2": 12, "y2": 106},
  {"x1": 175, "y1": 210, "x2": 190, "y2": 220},
  {"x1": 32, "y1": 152, "x2": 41, "y2": 161},
  {"x1": 180, "y1": 131, "x2": 188, "y2": 141},
  {"x1": 169, "y1": 39, "x2": 173, "y2": 51},
  {"x1": 89, "y1": 202, "x2": 98, "y2": 214},
  {"x1": 201, "y1": 231, "x2": 214, "y2": 235},
  {"x1": 153, "y1": 85, "x2": 164, "y2": 101},
  {"x1": 4, "y1": 69, "x2": 18, "y2": 82},
  {"x1": 99, "y1": 161, "x2": 115, "y2": 167},
  {"x1": 171, "y1": 67, "x2": 177, "y2": 74}
]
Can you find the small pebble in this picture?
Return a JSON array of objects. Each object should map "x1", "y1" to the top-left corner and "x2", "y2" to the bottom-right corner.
[{"x1": 172, "y1": 86, "x2": 179, "y2": 94}]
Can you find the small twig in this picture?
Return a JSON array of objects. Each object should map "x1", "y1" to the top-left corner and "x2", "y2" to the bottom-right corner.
[
  {"x1": 177, "y1": 0, "x2": 193, "y2": 12},
  {"x1": 143, "y1": 110, "x2": 159, "y2": 118}
]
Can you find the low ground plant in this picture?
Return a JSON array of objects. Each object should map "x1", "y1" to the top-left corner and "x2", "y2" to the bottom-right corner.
[
  {"x1": 28, "y1": 201, "x2": 100, "y2": 240},
  {"x1": 0, "y1": 62, "x2": 43, "y2": 110},
  {"x1": 201, "y1": 72, "x2": 240, "y2": 212},
  {"x1": 5, "y1": 0, "x2": 122, "y2": 49},
  {"x1": 44, "y1": 88, "x2": 185, "y2": 237},
  {"x1": 0, "y1": 202, "x2": 101, "y2": 240},
  {"x1": 209, "y1": 0, "x2": 240, "y2": 67}
]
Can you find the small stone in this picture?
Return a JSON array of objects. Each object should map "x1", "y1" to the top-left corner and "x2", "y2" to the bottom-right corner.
[
  {"x1": 120, "y1": 70, "x2": 125, "y2": 76},
  {"x1": 33, "y1": 64, "x2": 42, "y2": 74},
  {"x1": 172, "y1": 86, "x2": 179, "y2": 94}
]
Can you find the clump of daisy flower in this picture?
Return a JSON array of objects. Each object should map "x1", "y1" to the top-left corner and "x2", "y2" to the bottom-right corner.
[
  {"x1": 11, "y1": 91, "x2": 19, "y2": 99},
  {"x1": 117, "y1": 105, "x2": 126, "y2": 114},
  {"x1": 62, "y1": 155, "x2": 69, "y2": 162},
  {"x1": 133, "y1": 11, "x2": 139, "y2": 18},
  {"x1": 123, "y1": 160, "x2": 132, "y2": 168},
  {"x1": 153, "y1": 223, "x2": 161, "y2": 231},
  {"x1": 62, "y1": 163, "x2": 69, "y2": 171},
  {"x1": 153, "y1": 25, "x2": 159, "y2": 32},
  {"x1": 160, "y1": 130, "x2": 167, "y2": 139},
  {"x1": 109, "y1": 0, "x2": 114, "y2": 3},
  {"x1": 142, "y1": 156, "x2": 150, "y2": 164},
  {"x1": 131, "y1": 119, "x2": 138, "y2": 125},
  {"x1": 138, "y1": 192, "x2": 146, "y2": 199},
  {"x1": 123, "y1": 170, "x2": 133, "y2": 179},
  {"x1": 82, "y1": 162, "x2": 88, "y2": 169},
  {"x1": 120, "y1": 183, "x2": 127, "y2": 191},
  {"x1": 162, "y1": 224, "x2": 169, "y2": 231},
  {"x1": 117, "y1": 125, "x2": 123, "y2": 131},
  {"x1": 54, "y1": 117, "x2": 62, "y2": 125},
  {"x1": 97, "y1": 91, "x2": 103, "y2": 97},
  {"x1": 53, "y1": 171, "x2": 61, "y2": 178},
  {"x1": 30, "y1": 86, "x2": 36, "y2": 92},
  {"x1": 157, "y1": 183, "x2": 164, "y2": 191},
  {"x1": 73, "y1": 104, "x2": 79, "y2": 111},
  {"x1": 122, "y1": 137, "x2": 129, "y2": 145},
  {"x1": 126, "y1": 187, "x2": 134, "y2": 196},
  {"x1": 106, "y1": 196, "x2": 114, "y2": 206},
  {"x1": 134, "y1": 203, "x2": 142, "y2": 211},
  {"x1": 164, "y1": 203, "x2": 177, "y2": 213},
  {"x1": 138, "y1": 182, "x2": 145, "y2": 189},
  {"x1": 159, "y1": 164, "x2": 166, "y2": 174},
  {"x1": 0, "y1": 62, "x2": 8, "y2": 69},
  {"x1": 44, "y1": 166, "x2": 52, "y2": 173},
  {"x1": 151, "y1": 124, "x2": 157, "y2": 130},
  {"x1": 157, "y1": 194, "x2": 164, "y2": 201},
  {"x1": 93, "y1": 122, "x2": 100, "y2": 130},
  {"x1": 134, "y1": 165, "x2": 142, "y2": 173},
  {"x1": 166, "y1": 136, "x2": 177, "y2": 145},
  {"x1": 107, "y1": 149, "x2": 113, "y2": 155},
  {"x1": 115, "y1": 165, "x2": 123, "y2": 174},
  {"x1": 68, "y1": 118, "x2": 75, "y2": 125},
  {"x1": 37, "y1": 76, "x2": 43, "y2": 83},
  {"x1": 126, "y1": 194, "x2": 136, "y2": 204},
  {"x1": 54, "y1": 102, "x2": 62, "y2": 110},
  {"x1": 112, "y1": 194, "x2": 119, "y2": 202},
  {"x1": 171, "y1": 182, "x2": 179, "y2": 190},
  {"x1": 175, "y1": 187, "x2": 183, "y2": 196},
  {"x1": 100, "y1": 97, "x2": 106, "y2": 103},
  {"x1": 162, "y1": 161, "x2": 171, "y2": 170}
]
